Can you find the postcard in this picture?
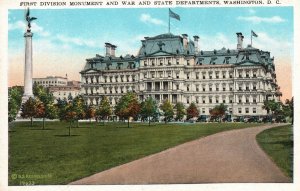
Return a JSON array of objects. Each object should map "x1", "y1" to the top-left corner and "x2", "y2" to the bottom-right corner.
[{"x1": 0, "y1": 0, "x2": 298, "y2": 191}]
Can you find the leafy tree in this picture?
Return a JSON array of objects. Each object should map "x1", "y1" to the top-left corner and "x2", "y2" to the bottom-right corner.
[
  {"x1": 85, "y1": 104, "x2": 96, "y2": 123},
  {"x1": 160, "y1": 99, "x2": 174, "y2": 124},
  {"x1": 20, "y1": 97, "x2": 43, "y2": 127},
  {"x1": 140, "y1": 96, "x2": 158, "y2": 126},
  {"x1": 8, "y1": 86, "x2": 23, "y2": 122},
  {"x1": 174, "y1": 102, "x2": 186, "y2": 121},
  {"x1": 263, "y1": 99, "x2": 281, "y2": 118},
  {"x1": 56, "y1": 98, "x2": 68, "y2": 121},
  {"x1": 285, "y1": 97, "x2": 294, "y2": 124},
  {"x1": 33, "y1": 84, "x2": 58, "y2": 129},
  {"x1": 115, "y1": 92, "x2": 141, "y2": 128},
  {"x1": 96, "y1": 96, "x2": 112, "y2": 125},
  {"x1": 63, "y1": 102, "x2": 77, "y2": 136},
  {"x1": 186, "y1": 102, "x2": 199, "y2": 120},
  {"x1": 72, "y1": 95, "x2": 86, "y2": 127},
  {"x1": 209, "y1": 103, "x2": 227, "y2": 122}
]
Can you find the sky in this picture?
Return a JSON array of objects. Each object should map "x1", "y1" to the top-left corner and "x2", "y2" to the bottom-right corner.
[{"x1": 8, "y1": 7, "x2": 293, "y2": 100}]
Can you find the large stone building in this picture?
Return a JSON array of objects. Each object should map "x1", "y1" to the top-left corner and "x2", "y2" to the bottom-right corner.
[{"x1": 80, "y1": 32, "x2": 281, "y2": 117}]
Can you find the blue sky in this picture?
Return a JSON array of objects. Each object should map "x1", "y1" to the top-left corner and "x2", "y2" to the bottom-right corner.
[{"x1": 8, "y1": 7, "x2": 293, "y2": 99}]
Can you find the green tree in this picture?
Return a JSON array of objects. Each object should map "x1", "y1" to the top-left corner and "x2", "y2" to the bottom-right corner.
[
  {"x1": 263, "y1": 99, "x2": 281, "y2": 119},
  {"x1": 141, "y1": 97, "x2": 158, "y2": 126},
  {"x1": 96, "y1": 96, "x2": 112, "y2": 125},
  {"x1": 209, "y1": 103, "x2": 227, "y2": 122},
  {"x1": 115, "y1": 92, "x2": 141, "y2": 128},
  {"x1": 33, "y1": 84, "x2": 58, "y2": 129},
  {"x1": 63, "y1": 102, "x2": 77, "y2": 136},
  {"x1": 85, "y1": 104, "x2": 96, "y2": 123},
  {"x1": 285, "y1": 97, "x2": 294, "y2": 124},
  {"x1": 160, "y1": 99, "x2": 174, "y2": 124},
  {"x1": 8, "y1": 86, "x2": 23, "y2": 122},
  {"x1": 186, "y1": 102, "x2": 199, "y2": 120},
  {"x1": 20, "y1": 97, "x2": 43, "y2": 127},
  {"x1": 174, "y1": 102, "x2": 186, "y2": 121},
  {"x1": 72, "y1": 96, "x2": 86, "y2": 128}
]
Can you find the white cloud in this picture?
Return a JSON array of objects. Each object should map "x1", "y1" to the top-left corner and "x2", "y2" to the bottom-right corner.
[
  {"x1": 237, "y1": 16, "x2": 286, "y2": 24},
  {"x1": 140, "y1": 14, "x2": 166, "y2": 26},
  {"x1": 56, "y1": 34, "x2": 97, "y2": 48},
  {"x1": 8, "y1": 20, "x2": 50, "y2": 37}
]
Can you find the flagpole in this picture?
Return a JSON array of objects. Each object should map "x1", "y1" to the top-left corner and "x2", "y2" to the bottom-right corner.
[{"x1": 168, "y1": 9, "x2": 170, "y2": 33}]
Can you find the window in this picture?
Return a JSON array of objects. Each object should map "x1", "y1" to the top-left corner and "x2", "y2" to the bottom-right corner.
[
  {"x1": 187, "y1": 60, "x2": 190, "y2": 65},
  {"x1": 187, "y1": 98, "x2": 190, "y2": 104},
  {"x1": 196, "y1": 85, "x2": 199, "y2": 92},
  {"x1": 167, "y1": 72, "x2": 171, "y2": 78},
  {"x1": 223, "y1": 99, "x2": 226, "y2": 103},
  {"x1": 144, "y1": 61, "x2": 147, "y2": 66},
  {"x1": 203, "y1": 98, "x2": 206, "y2": 104},
  {"x1": 168, "y1": 59, "x2": 171, "y2": 65},
  {"x1": 229, "y1": 73, "x2": 233, "y2": 78},
  {"x1": 216, "y1": 87, "x2": 219, "y2": 91},
  {"x1": 160, "y1": 59, "x2": 163, "y2": 66},
  {"x1": 253, "y1": 108, "x2": 257, "y2": 113},
  {"x1": 203, "y1": 87, "x2": 206, "y2": 92},
  {"x1": 245, "y1": 108, "x2": 249, "y2": 113},
  {"x1": 238, "y1": 108, "x2": 242, "y2": 114},
  {"x1": 246, "y1": 85, "x2": 249, "y2": 91},
  {"x1": 187, "y1": 73, "x2": 190, "y2": 79},
  {"x1": 253, "y1": 84, "x2": 257, "y2": 91},
  {"x1": 202, "y1": 108, "x2": 205, "y2": 114},
  {"x1": 209, "y1": 86, "x2": 212, "y2": 91},
  {"x1": 239, "y1": 97, "x2": 242, "y2": 103},
  {"x1": 209, "y1": 73, "x2": 212, "y2": 79},
  {"x1": 246, "y1": 97, "x2": 249, "y2": 103},
  {"x1": 209, "y1": 98, "x2": 212, "y2": 103},
  {"x1": 203, "y1": 73, "x2": 206, "y2": 79},
  {"x1": 253, "y1": 72, "x2": 257, "y2": 78},
  {"x1": 246, "y1": 71, "x2": 250, "y2": 78},
  {"x1": 176, "y1": 85, "x2": 179, "y2": 90},
  {"x1": 216, "y1": 99, "x2": 219, "y2": 103},
  {"x1": 187, "y1": 85, "x2": 190, "y2": 91},
  {"x1": 196, "y1": 98, "x2": 199, "y2": 104},
  {"x1": 176, "y1": 73, "x2": 179, "y2": 79},
  {"x1": 239, "y1": 85, "x2": 242, "y2": 91},
  {"x1": 223, "y1": 86, "x2": 226, "y2": 91},
  {"x1": 216, "y1": 72, "x2": 219, "y2": 79},
  {"x1": 230, "y1": 97, "x2": 233, "y2": 103},
  {"x1": 253, "y1": 97, "x2": 257, "y2": 103},
  {"x1": 239, "y1": 72, "x2": 242, "y2": 78},
  {"x1": 151, "y1": 72, "x2": 155, "y2": 78},
  {"x1": 223, "y1": 72, "x2": 226, "y2": 78},
  {"x1": 196, "y1": 73, "x2": 199, "y2": 79},
  {"x1": 144, "y1": 73, "x2": 147, "y2": 78},
  {"x1": 152, "y1": 60, "x2": 155, "y2": 66},
  {"x1": 159, "y1": 72, "x2": 163, "y2": 78},
  {"x1": 176, "y1": 59, "x2": 179, "y2": 65}
]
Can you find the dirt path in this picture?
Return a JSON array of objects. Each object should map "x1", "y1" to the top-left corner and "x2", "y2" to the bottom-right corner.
[{"x1": 70, "y1": 124, "x2": 291, "y2": 184}]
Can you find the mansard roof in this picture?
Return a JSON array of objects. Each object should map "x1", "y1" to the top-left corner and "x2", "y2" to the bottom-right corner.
[
  {"x1": 138, "y1": 33, "x2": 195, "y2": 56},
  {"x1": 81, "y1": 33, "x2": 275, "y2": 73}
]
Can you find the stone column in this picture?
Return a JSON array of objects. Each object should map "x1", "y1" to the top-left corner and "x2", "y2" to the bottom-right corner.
[{"x1": 22, "y1": 32, "x2": 34, "y2": 102}]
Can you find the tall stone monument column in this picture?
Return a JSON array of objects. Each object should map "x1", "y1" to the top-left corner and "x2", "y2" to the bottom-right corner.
[
  {"x1": 22, "y1": 31, "x2": 34, "y2": 102},
  {"x1": 21, "y1": 8, "x2": 37, "y2": 103}
]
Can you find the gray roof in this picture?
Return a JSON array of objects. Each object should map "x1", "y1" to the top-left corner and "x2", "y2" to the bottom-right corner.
[{"x1": 81, "y1": 33, "x2": 275, "y2": 73}]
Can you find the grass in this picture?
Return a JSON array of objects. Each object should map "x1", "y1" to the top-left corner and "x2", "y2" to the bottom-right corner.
[
  {"x1": 256, "y1": 125, "x2": 293, "y2": 180},
  {"x1": 9, "y1": 121, "x2": 262, "y2": 185}
]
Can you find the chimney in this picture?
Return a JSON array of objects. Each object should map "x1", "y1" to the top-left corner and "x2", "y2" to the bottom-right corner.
[
  {"x1": 182, "y1": 34, "x2": 188, "y2": 49},
  {"x1": 105, "y1": 43, "x2": 112, "y2": 56},
  {"x1": 111, "y1": 44, "x2": 117, "y2": 57},
  {"x1": 236, "y1": 32, "x2": 244, "y2": 50},
  {"x1": 193, "y1": 35, "x2": 199, "y2": 53}
]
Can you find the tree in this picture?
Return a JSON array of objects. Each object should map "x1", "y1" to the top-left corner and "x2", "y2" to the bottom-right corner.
[
  {"x1": 140, "y1": 97, "x2": 158, "y2": 126},
  {"x1": 209, "y1": 103, "x2": 227, "y2": 122},
  {"x1": 72, "y1": 95, "x2": 86, "y2": 127},
  {"x1": 263, "y1": 99, "x2": 281, "y2": 119},
  {"x1": 85, "y1": 104, "x2": 96, "y2": 123},
  {"x1": 96, "y1": 96, "x2": 112, "y2": 125},
  {"x1": 115, "y1": 92, "x2": 141, "y2": 128},
  {"x1": 285, "y1": 97, "x2": 294, "y2": 124},
  {"x1": 63, "y1": 102, "x2": 77, "y2": 136},
  {"x1": 174, "y1": 102, "x2": 186, "y2": 121},
  {"x1": 56, "y1": 98, "x2": 68, "y2": 121},
  {"x1": 20, "y1": 97, "x2": 43, "y2": 127},
  {"x1": 33, "y1": 84, "x2": 58, "y2": 129},
  {"x1": 186, "y1": 102, "x2": 199, "y2": 120},
  {"x1": 8, "y1": 86, "x2": 23, "y2": 122},
  {"x1": 160, "y1": 99, "x2": 174, "y2": 124}
]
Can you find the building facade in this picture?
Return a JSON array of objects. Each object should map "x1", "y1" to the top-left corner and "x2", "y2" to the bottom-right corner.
[
  {"x1": 33, "y1": 76, "x2": 68, "y2": 87},
  {"x1": 80, "y1": 32, "x2": 281, "y2": 117},
  {"x1": 33, "y1": 76, "x2": 81, "y2": 101}
]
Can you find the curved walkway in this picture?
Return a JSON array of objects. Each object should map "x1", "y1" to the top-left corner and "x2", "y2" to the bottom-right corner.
[{"x1": 70, "y1": 124, "x2": 291, "y2": 184}]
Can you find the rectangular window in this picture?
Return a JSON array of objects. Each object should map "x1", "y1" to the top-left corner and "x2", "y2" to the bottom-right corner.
[
  {"x1": 209, "y1": 98, "x2": 212, "y2": 103},
  {"x1": 202, "y1": 108, "x2": 205, "y2": 114},
  {"x1": 196, "y1": 73, "x2": 199, "y2": 79},
  {"x1": 238, "y1": 108, "x2": 242, "y2": 114},
  {"x1": 176, "y1": 59, "x2": 179, "y2": 65},
  {"x1": 253, "y1": 108, "x2": 257, "y2": 113},
  {"x1": 246, "y1": 108, "x2": 249, "y2": 113},
  {"x1": 176, "y1": 73, "x2": 179, "y2": 79}
]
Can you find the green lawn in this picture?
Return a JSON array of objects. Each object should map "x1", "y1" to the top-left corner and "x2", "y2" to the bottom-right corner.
[
  {"x1": 9, "y1": 121, "x2": 262, "y2": 185},
  {"x1": 256, "y1": 125, "x2": 293, "y2": 180}
]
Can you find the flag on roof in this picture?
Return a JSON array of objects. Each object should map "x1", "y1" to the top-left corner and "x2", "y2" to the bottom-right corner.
[
  {"x1": 169, "y1": 9, "x2": 180, "y2": 21},
  {"x1": 251, "y1": 30, "x2": 258, "y2": 37}
]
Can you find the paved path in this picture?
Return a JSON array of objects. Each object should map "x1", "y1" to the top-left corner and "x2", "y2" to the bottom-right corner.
[{"x1": 70, "y1": 124, "x2": 291, "y2": 184}]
